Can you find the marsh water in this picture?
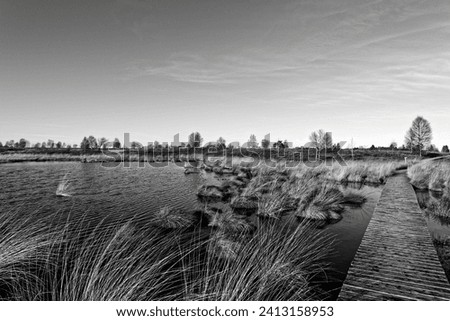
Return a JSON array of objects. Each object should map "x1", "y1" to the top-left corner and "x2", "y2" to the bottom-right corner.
[{"x1": 0, "y1": 161, "x2": 382, "y2": 300}]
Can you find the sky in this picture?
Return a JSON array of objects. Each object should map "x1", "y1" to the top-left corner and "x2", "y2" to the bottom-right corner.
[{"x1": 1, "y1": 0, "x2": 449, "y2": 148}]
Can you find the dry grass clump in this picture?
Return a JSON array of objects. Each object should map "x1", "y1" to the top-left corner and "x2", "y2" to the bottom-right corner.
[
  {"x1": 220, "y1": 162, "x2": 372, "y2": 223},
  {"x1": 196, "y1": 185, "x2": 224, "y2": 201},
  {"x1": 295, "y1": 183, "x2": 344, "y2": 221},
  {"x1": 151, "y1": 206, "x2": 196, "y2": 229},
  {"x1": 230, "y1": 195, "x2": 259, "y2": 213},
  {"x1": 0, "y1": 208, "x2": 204, "y2": 300},
  {"x1": 1, "y1": 208, "x2": 328, "y2": 301},
  {"x1": 426, "y1": 183, "x2": 450, "y2": 219},
  {"x1": 408, "y1": 159, "x2": 450, "y2": 191},
  {"x1": 328, "y1": 161, "x2": 400, "y2": 185},
  {"x1": 378, "y1": 162, "x2": 400, "y2": 179},
  {"x1": 428, "y1": 163, "x2": 450, "y2": 192},
  {"x1": 0, "y1": 210, "x2": 60, "y2": 298},
  {"x1": 8, "y1": 217, "x2": 197, "y2": 301},
  {"x1": 207, "y1": 231, "x2": 243, "y2": 261},
  {"x1": 183, "y1": 220, "x2": 330, "y2": 301},
  {"x1": 422, "y1": 170, "x2": 450, "y2": 223},
  {"x1": 408, "y1": 160, "x2": 433, "y2": 189},
  {"x1": 330, "y1": 162, "x2": 366, "y2": 183},
  {"x1": 207, "y1": 209, "x2": 254, "y2": 235},
  {"x1": 257, "y1": 194, "x2": 298, "y2": 219}
]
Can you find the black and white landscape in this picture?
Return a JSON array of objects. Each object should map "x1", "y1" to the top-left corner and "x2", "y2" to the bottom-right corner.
[{"x1": 1, "y1": 0, "x2": 450, "y2": 301}]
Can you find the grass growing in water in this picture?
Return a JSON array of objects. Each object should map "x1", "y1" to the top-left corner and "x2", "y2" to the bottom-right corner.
[
  {"x1": 152, "y1": 206, "x2": 196, "y2": 229},
  {"x1": 0, "y1": 209, "x2": 60, "y2": 299},
  {"x1": 0, "y1": 207, "x2": 328, "y2": 301},
  {"x1": 211, "y1": 162, "x2": 375, "y2": 223},
  {"x1": 183, "y1": 220, "x2": 330, "y2": 300}
]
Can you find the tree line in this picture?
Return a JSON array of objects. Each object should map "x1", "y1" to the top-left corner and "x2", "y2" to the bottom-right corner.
[
  {"x1": 0, "y1": 138, "x2": 71, "y2": 149},
  {"x1": 1, "y1": 116, "x2": 448, "y2": 155}
]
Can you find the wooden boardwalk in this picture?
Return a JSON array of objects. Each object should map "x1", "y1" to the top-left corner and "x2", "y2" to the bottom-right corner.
[{"x1": 338, "y1": 172, "x2": 450, "y2": 301}]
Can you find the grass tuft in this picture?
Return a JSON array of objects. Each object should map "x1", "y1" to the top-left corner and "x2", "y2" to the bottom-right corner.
[
  {"x1": 408, "y1": 158, "x2": 450, "y2": 191},
  {"x1": 152, "y1": 206, "x2": 195, "y2": 229}
]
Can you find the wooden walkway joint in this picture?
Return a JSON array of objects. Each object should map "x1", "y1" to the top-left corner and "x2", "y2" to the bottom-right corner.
[{"x1": 338, "y1": 172, "x2": 450, "y2": 301}]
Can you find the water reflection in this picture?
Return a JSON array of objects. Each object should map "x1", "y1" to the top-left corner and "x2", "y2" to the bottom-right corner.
[{"x1": 319, "y1": 185, "x2": 381, "y2": 300}]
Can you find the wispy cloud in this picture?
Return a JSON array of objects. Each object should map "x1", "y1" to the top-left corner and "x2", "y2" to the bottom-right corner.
[{"x1": 123, "y1": 51, "x2": 304, "y2": 84}]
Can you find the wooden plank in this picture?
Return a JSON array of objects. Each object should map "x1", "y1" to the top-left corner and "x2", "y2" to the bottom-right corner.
[{"x1": 338, "y1": 173, "x2": 450, "y2": 301}]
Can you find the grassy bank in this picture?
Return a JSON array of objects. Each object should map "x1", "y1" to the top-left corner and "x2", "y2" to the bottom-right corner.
[
  {"x1": 0, "y1": 146, "x2": 429, "y2": 164},
  {"x1": 407, "y1": 157, "x2": 450, "y2": 192},
  {"x1": 0, "y1": 153, "x2": 99, "y2": 163},
  {"x1": 410, "y1": 158, "x2": 450, "y2": 280},
  {"x1": 408, "y1": 158, "x2": 450, "y2": 218}
]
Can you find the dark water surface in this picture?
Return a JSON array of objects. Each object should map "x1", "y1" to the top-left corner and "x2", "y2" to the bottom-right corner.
[
  {"x1": 0, "y1": 162, "x2": 382, "y2": 299},
  {"x1": 0, "y1": 162, "x2": 218, "y2": 227},
  {"x1": 319, "y1": 185, "x2": 381, "y2": 299}
]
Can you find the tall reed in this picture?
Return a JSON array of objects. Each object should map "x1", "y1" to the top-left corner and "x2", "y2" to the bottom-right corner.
[
  {"x1": 1, "y1": 208, "x2": 329, "y2": 301},
  {"x1": 182, "y1": 220, "x2": 330, "y2": 301}
]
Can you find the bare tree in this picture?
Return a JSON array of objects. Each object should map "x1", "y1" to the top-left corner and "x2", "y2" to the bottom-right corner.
[
  {"x1": 217, "y1": 137, "x2": 226, "y2": 148},
  {"x1": 87, "y1": 136, "x2": 97, "y2": 149},
  {"x1": 5, "y1": 140, "x2": 14, "y2": 148},
  {"x1": 309, "y1": 129, "x2": 332, "y2": 150},
  {"x1": 113, "y1": 138, "x2": 121, "y2": 149},
  {"x1": 19, "y1": 138, "x2": 28, "y2": 148},
  {"x1": 97, "y1": 137, "x2": 108, "y2": 150},
  {"x1": 405, "y1": 116, "x2": 432, "y2": 156},
  {"x1": 188, "y1": 132, "x2": 203, "y2": 148},
  {"x1": 246, "y1": 134, "x2": 258, "y2": 148},
  {"x1": 404, "y1": 128, "x2": 414, "y2": 152},
  {"x1": 131, "y1": 141, "x2": 142, "y2": 149},
  {"x1": 273, "y1": 140, "x2": 285, "y2": 149},
  {"x1": 47, "y1": 139, "x2": 55, "y2": 148},
  {"x1": 80, "y1": 137, "x2": 88, "y2": 152},
  {"x1": 261, "y1": 138, "x2": 270, "y2": 148}
]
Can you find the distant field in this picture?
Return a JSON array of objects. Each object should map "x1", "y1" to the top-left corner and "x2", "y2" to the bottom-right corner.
[{"x1": 0, "y1": 147, "x2": 443, "y2": 164}]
